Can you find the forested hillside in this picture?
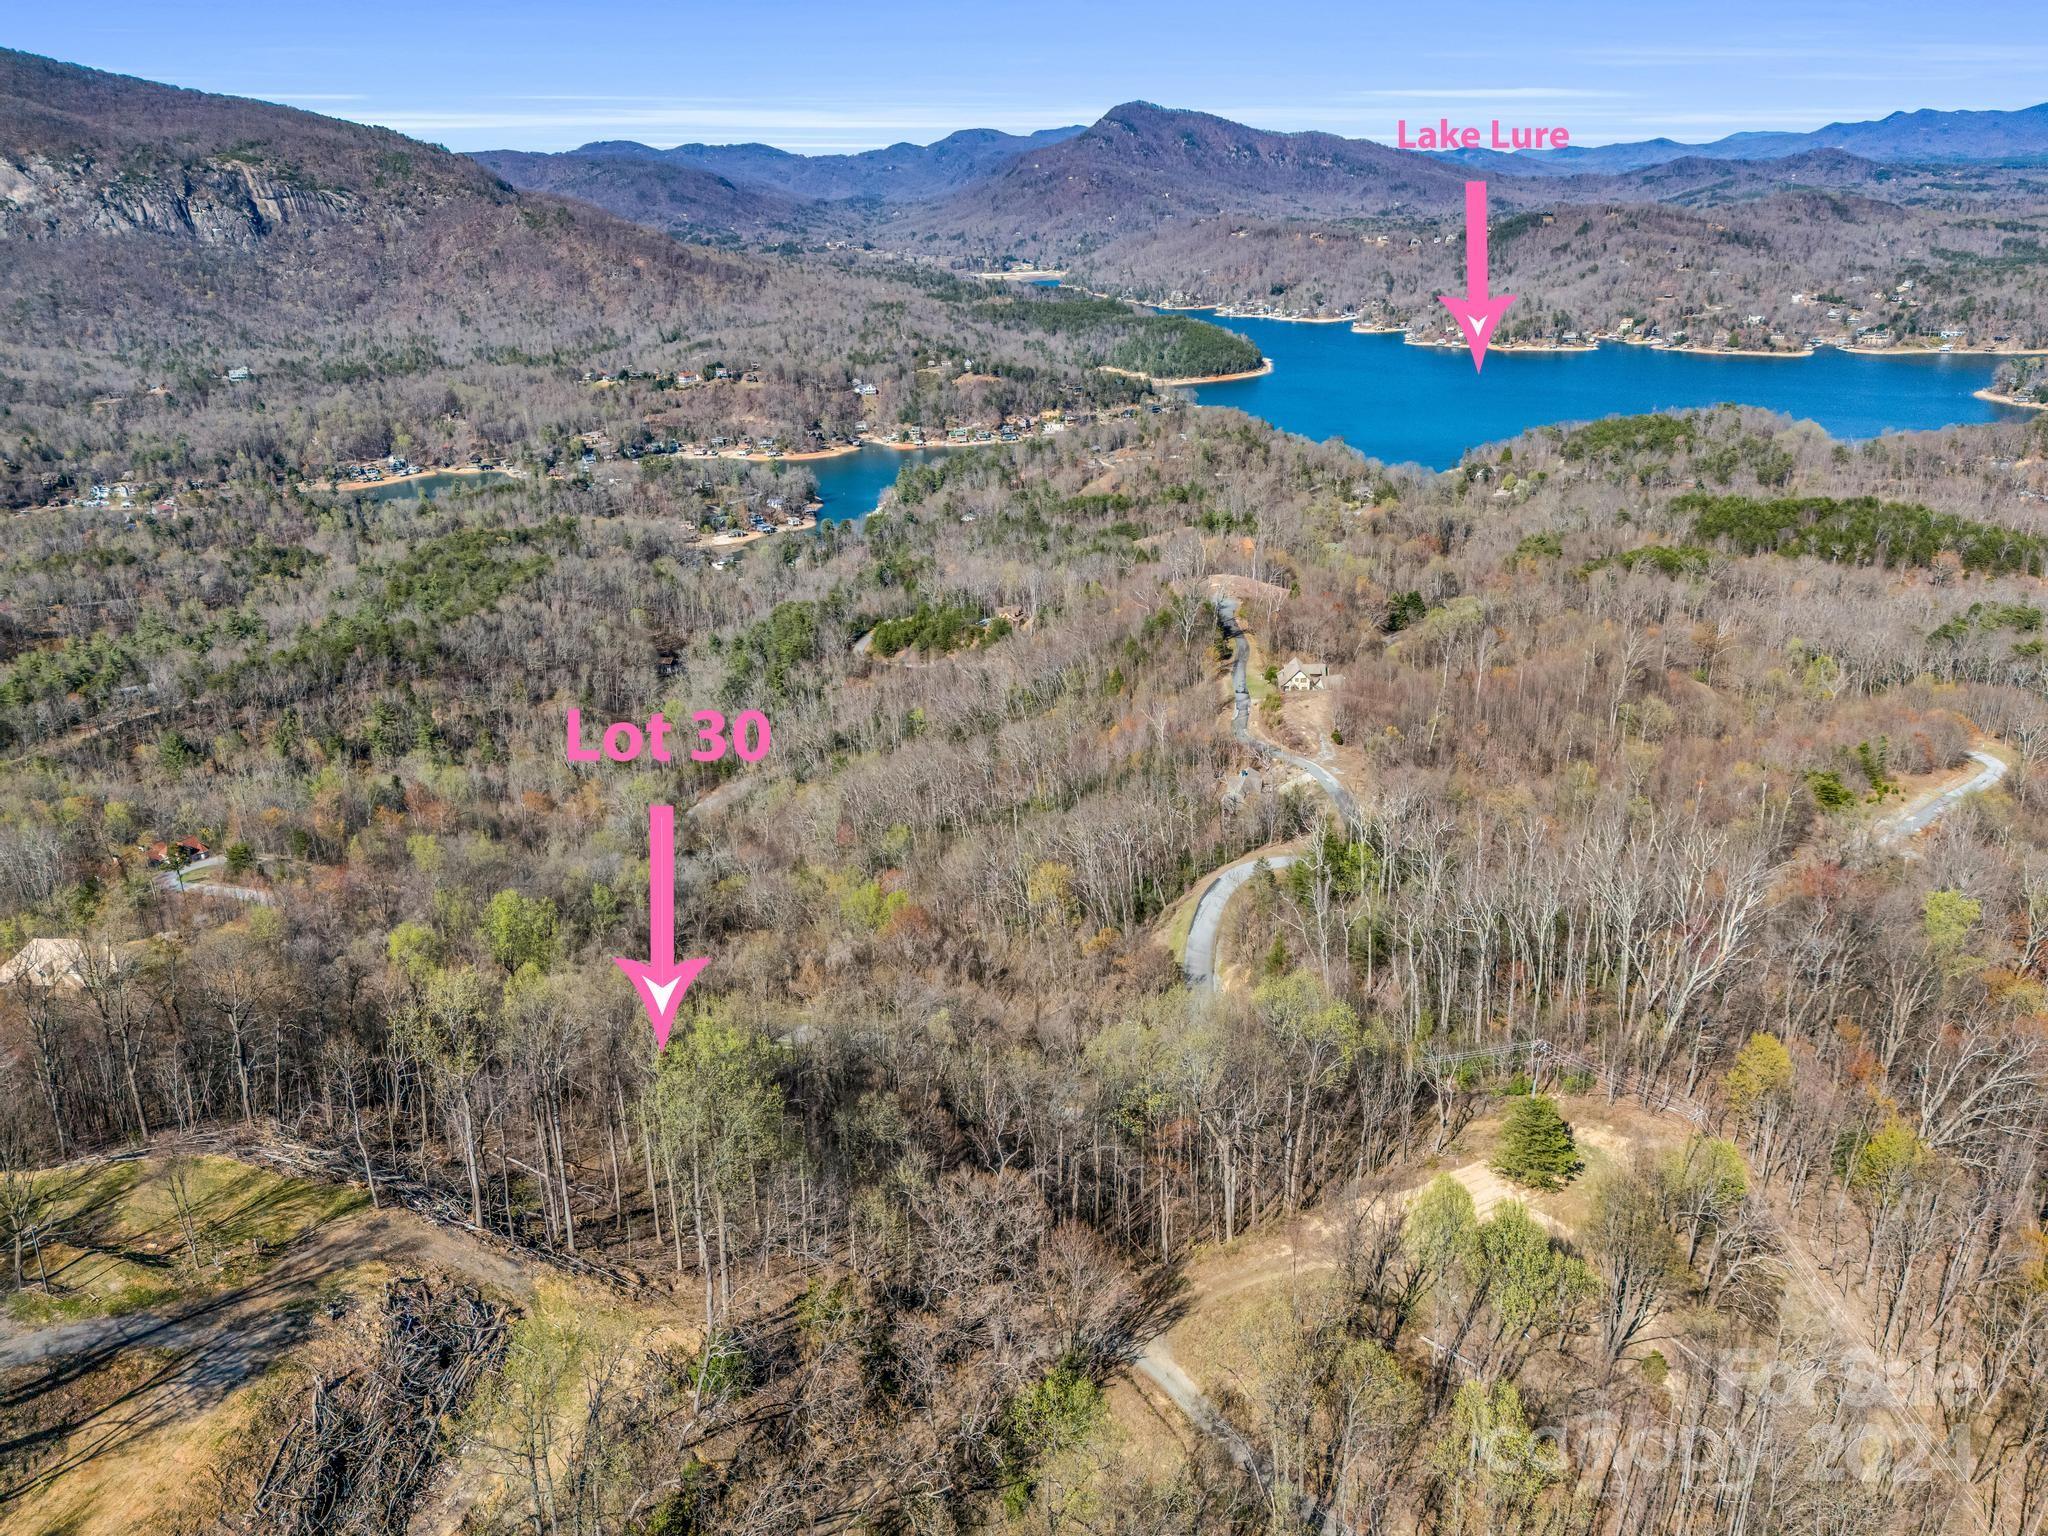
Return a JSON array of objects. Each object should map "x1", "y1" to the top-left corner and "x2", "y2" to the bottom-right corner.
[
  {"x1": 1044, "y1": 176, "x2": 2048, "y2": 351},
  {"x1": 0, "y1": 51, "x2": 1257, "y2": 510},
  {"x1": 467, "y1": 148, "x2": 823, "y2": 241},
  {"x1": 565, "y1": 124, "x2": 1087, "y2": 202},
  {"x1": 7, "y1": 373, "x2": 2048, "y2": 1530}
]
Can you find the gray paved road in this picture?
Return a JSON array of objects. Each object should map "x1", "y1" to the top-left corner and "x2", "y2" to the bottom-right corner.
[
  {"x1": 1183, "y1": 853, "x2": 1298, "y2": 990},
  {"x1": 1217, "y1": 597, "x2": 1359, "y2": 828},
  {"x1": 1132, "y1": 1337, "x2": 1257, "y2": 1470},
  {"x1": 156, "y1": 855, "x2": 275, "y2": 904},
  {"x1": 1877, "y1": 750, "x2": 2007, "y2": 846},
  {"x1": 1183, "y1": 595, "x2": 1358, "y2": 992}
]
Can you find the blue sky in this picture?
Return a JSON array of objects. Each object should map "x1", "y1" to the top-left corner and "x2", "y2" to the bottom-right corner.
[{"x1": 12, "y1": 0, "x2": 2047, "y2": 153}]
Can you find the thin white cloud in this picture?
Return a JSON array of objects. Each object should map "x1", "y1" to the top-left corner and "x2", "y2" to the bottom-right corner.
[
  {"x1": 497, "y1": 92, "x2": 1092, "y2": 111},
  {"x1": 1650, "y1": 110, "x2": 1889, "y2": 126},
  {"x1": 255, "y1": 73, "x2": 2048, "y2": 156},
  {"x1": 1905, "y1": 43, "x2": 2048, "y2": 65}
]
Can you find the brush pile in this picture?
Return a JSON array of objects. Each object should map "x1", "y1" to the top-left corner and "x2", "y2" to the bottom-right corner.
[{"x1": 240, "y1": 1278, "x2": 511, "y2": 1535}]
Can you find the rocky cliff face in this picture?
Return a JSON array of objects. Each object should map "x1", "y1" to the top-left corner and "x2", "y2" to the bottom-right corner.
[{"x1": 0, "y1": 152, "x2": 361, "y2": 242}]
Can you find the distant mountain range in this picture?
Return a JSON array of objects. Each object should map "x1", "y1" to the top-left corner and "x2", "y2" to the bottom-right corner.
[
  {"x1": 477, "y1": 103, "x2": 1481, "y2": 248},
  {"x1": 1443, "y1": 101, "x2": 2048, "y2": 174},
  {"x1": 547, "y1": 125, "x2": 1085, "y2": 204},
  {"x1": 474, "y1": 98, "x2": 2048, "y2": 251},
  {"x1": 909, "y1": 102, "x2": 1474, "y2": 241},
  {"x1": 468, "y1": 149, "x2": 818, "y2": 240}
]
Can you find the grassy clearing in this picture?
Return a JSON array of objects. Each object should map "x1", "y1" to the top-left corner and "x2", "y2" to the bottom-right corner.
[
  {"x1": 1170, "y1": 1267, "x2": 1315, "y2": 1402},
  {"x1": 1, "y1": 1325, "x2": 319, "y2": 1536},
  {"x1": 6, "y1": 1153, "x2": 366, "y2": 1323},
  {"x1": 0, "y1": 1153, "x2": 553, "y2": 1536},
  {"x1": 448, "y1": 1276, "x2": 697, "y2": 1528},
  {"x1": 1527, "y1": 1117, "x2": 1623, "y2": 1234},
  {"x1": 1244, "y1": 634, "x2": 1276, "y2": 702},
  {"x1": 464, "y1": 1275, "x2": 645, "y2": 1428},
  {"x1": 0, "y1": 1346, "x2": 190, "y2": 1533},
  {"x1": 988, "y1": 1394, "x2": 1171, "y2": 1532}
]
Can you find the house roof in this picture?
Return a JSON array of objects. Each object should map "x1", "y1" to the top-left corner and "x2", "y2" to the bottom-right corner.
[
  {"x1": 0, "y1": 937, "x2": 95, "y2": 989},
  {"x1": 142, "y1": 837, "x2": 209, "y2": 862},
  {"x1": 1278, "y1": 657, "x2": 1327, "y2": 680}
]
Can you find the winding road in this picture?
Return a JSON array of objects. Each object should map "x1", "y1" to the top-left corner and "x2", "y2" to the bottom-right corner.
[
  {"x1": 1876, "y1": 749, "x2": 2008, "y2": 846},
  {"x1": 1181, "y1": 598, "x2": 1357, "y2": 992},
  {"x1": 1216, "y1": 597, "x2": 1359, "y2": 828},
  {"x1": 155, "y1": 855, "x2": 274, "y2": 904},
  {"x1": 1182, "y1": 852, "x2": 1298, "y2": 990},
  {"x1": 1160, "y1": 603, "x2": 2016, "y2": 1485},
  {"x1": 1131, "y1": 1338, "x2": 1258, "y2": 1472}
]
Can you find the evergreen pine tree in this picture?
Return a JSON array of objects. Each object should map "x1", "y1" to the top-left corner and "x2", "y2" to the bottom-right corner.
[{"x1": 1492, "y1": 1094, "x2": 1582, "y2": 1191}]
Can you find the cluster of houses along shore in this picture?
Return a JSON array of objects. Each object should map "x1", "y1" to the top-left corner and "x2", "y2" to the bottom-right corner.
[
  {"x1": 1135, "y1": 250, "x2": 2031, "y2": 355},
  {"x1": 331, "y1": 452, "x2": 510, "y2": 485},
  {"x1": 581, "y1": 392, "x2": 1094, "y2": 462},
  {"x1": 578, "y1": 364, "x2": 762, "y2": 387},
  {"x1": 33, "y1": 398, "x2": 1138, "y2": 522},
  {"x1": 35, "y1": 353, "x2": 1163, "y2": 518},
  {"x1": 331, "y1": 395, "x2": 1117, "y2": 504}
]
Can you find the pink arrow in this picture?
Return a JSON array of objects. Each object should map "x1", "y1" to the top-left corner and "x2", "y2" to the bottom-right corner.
[
  {"x1": 613, "y1": 804, "x2": 708, "y2": 1048},
  {"x1": 1438, "y1": 180, "x2": 1517, "y2": 372}
]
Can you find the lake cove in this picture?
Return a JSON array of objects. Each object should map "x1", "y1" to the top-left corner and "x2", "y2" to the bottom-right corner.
[
  {"x1": 1177, "y1": 314, "x2": 2030, "y2": 471},
  {"x1": 810, "y1": 444, "x2": 946, "y2": 522},
  {"x1": 343, "y1": 467, "x2": 517, "y2": 502}
]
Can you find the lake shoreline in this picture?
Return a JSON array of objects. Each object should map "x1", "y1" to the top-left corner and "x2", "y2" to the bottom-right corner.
[
  {"x1": 1403, "y1": 333, "x2": 1819, "y2": 359},
  {"x1": 1975, "y1": 387, "x2": 2048, "y2": 411},
  {"x1": 1403, "y1": 334, "x2": 1600, "y2": 355},
  {"x1": 1159, "y1": 359, "x2": 1276, "y2": 386},
  {"x1": 1843, "y1": 344, "x2": 2048, "y2": 357},
  {"x1": 309, "y1": 462, "x2": 520, "y2": 494},
  {"x1": 1663, "y1": 344, "x2": 1815, "y2": 359},
  {"x1": 1100, "y1": 359, "x2": 1275, "y2": 386},
  {"x1": 860, "y1": 435, "x2": 1007, "y2": 452},
  {"x1": 730, "y1": 443, "x2": 860, "y2": 463},
  {"x1": 1214, "y1": 310, "x2": 1357, "y2": 325},
  {"x1": 711, "y1": 428, "x2": 1065, "y2": 464},
  {"x1": 1182, "y1": 311, "x2": 2018, "y2": 470}
]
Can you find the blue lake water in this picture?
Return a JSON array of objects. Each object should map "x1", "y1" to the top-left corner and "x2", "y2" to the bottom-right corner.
[
  {"x1": 1183, "y1": 316, "x2": 2025, "y2": 471},
  {"x1": 791, "y1": 319, "x2": 2031, "y2": 519},
  {"x1": 812, "y1": 446, "x2": 944, "y2": 523},
  {"x1": 351, "y1": 468, "x2": 517, "y2": 502}
]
